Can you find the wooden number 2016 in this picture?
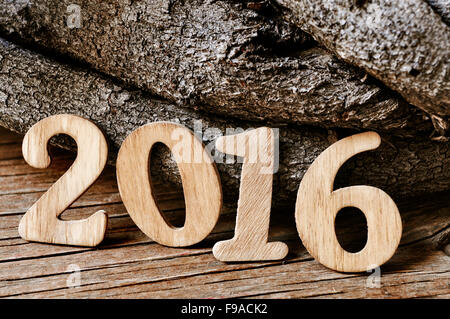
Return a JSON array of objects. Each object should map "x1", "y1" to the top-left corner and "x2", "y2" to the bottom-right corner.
[
  {"x1": 19, "y1": 114, "x2": 108, "y2": 247},
  {"x1": 18, "y1": 115, "x2": 402, "y2": 272}
]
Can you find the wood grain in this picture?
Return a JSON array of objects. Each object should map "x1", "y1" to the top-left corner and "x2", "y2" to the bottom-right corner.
[
  {"x1": 0, "y1": 127, "x2": 447, "y2": 298},
  {"x1": 213, "y1": 128, "x2": 288, "y2": 261},
  {"x1": 296, "y1": 132, "x2": 402, "y2": 272},
  {"x1": 19, "y1": 115, "x2": 108, "y2": 247},
  {"x1": 116, "y1": 122, "x2": 222, "y2": 247}
]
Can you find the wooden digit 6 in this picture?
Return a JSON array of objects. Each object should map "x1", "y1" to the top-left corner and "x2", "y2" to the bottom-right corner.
[
  {"x1": 19, "y1": 114, "x2": 108, "y2": 247},
  {"x1": 296, "y1": 132, "x2": 402, "y2": 272},
  {"x1": 116, "y1": 122, "x2": 222, "y2": 247}
]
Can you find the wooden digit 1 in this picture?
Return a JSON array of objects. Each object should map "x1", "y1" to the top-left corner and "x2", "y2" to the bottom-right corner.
[
  {"x1": 19, "y1": 114, "x2": 108, "y2": 246},
  {"x1": 296, "y1": 132, "x2": 402, "y2": 272},
  {"x1": 116, "y1": 122, "x2": 222, "y2": 247},
  {"x1": 213, "y1": 127, "x2": 288, "y2": 261}
]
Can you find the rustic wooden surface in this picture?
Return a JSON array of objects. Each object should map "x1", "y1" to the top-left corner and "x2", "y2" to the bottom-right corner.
[{"x1": 0, "y1": 126, "x2": 448, "y2": 298}]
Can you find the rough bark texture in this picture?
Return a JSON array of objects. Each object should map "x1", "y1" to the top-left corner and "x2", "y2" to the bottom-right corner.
[
  {"x1": 426, "y1": 0, "x2": 450, "y2": 25},
  {"x1": 0, "y1": 0, "x2": 435, "y2": 135},
  {"x1": 275, "y1": 0, "x2": 450, "y2": 119},
  {"x1": 1, "y1": 39, "x2": 449, "y2": 208}
]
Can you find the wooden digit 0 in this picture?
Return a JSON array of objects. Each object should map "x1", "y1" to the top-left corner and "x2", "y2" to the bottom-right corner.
[
  {"x1": 213, "y1": 127, "x2": 288, "y2": 261},
  {"x1": 116, "y1": 122, "x2": 222, "y2": 247},
  {"x1": 19, "y1": 114, "x2": 108, "y2": 247},
  {"x1": 296, "y1": 132, "x2": 402, "y2": 272}
]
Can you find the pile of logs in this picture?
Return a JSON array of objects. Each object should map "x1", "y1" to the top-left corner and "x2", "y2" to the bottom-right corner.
[{"x1": 0, "y1": 0, "x2": 448, "y2": 208}]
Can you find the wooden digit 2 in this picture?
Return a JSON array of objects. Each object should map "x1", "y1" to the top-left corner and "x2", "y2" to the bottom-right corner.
[
  {"x1": 19, "y1": 114, "x2": 108, "y2": 247},
  {"x1": 213, "y1": 127, "x2": 288, "y2": 261},
  {"x1": 116, "y1": 122, "x2": 222, "y2": 247},
  {"x1": 296, "y1": 132, "x2": 402, "y2": 272}
]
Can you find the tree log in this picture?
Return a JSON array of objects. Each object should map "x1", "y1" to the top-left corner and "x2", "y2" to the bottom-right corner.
[
  {"x1": 425, "y1": 0, "x2": 450, "y2": 25},
  {"x1": 1, "y1": 39, "x2": 448, "y2": 208},
  {"x1": 274, "y1": 0, "x2": 450, "y2": 119},
  {"x1": 0, "y1": 0, "x2": 435, "y2": 135}
]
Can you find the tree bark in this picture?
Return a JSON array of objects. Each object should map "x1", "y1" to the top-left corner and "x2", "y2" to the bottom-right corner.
[
  {"x1": 274, "y1": 0, "x2": 450, "y2": 119},
  {"x1": 0, "y1": 0, "x2": 436, "y2": 135},
  {"x1": 425, "y1": 0, "x2": 450, "y2": 25},
  {"x1": 1, "y1": 39, "x2": 448, "y2": 208}
]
